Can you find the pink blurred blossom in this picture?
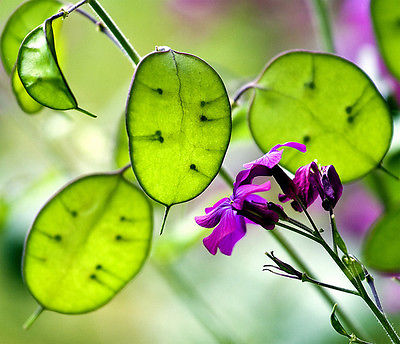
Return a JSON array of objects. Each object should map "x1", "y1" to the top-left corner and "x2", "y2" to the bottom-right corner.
[
  {"x1": 335, "y1": 183, "x2": 383, "y2": 239},
  {"x1": 336, "y1": 0, "x2": 400, "y2": 102}
]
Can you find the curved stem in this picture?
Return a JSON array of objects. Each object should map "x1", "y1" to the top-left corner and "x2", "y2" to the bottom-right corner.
[
  {"x1": 232, "y1": 82, "x2": 255, "y2": 105},
  {"x1": 88, "y1": 0, "x2": 141, "y2": 65},
  {"x1": 276, "y1": 222, "x2": 321, "y2": 243},
  {"x1": 218, "y1": 167, "x2": 234, "y2": 186},
  {"x1": 297, "y1": 207, "x2": 400, "y2": 343},
  {"x1": 269, "y1": 230, "x2": 361, "y2": 335},
  {"x1": 302, "y1": 274, "x2": 360, "y2": 296},
  {"x1": 308, "y1": 0, "x2": 335, "y2": 53},
  {"x1": 160, "y1": 206, "x2": 171, "y2": 235},
  {"x1": 75, "y1": 8, "x2": 124, "y2": 50},
  {"x1": 329, "y1": 209, "x2": 338, "y2": 255},
  {"x1": 218, "y1": 169, "x2": 361, "y2": 335}
]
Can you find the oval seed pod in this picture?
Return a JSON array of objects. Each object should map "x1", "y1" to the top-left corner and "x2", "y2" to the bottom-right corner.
[
  {"x1": 23, "y1": 173, "x2": 152, "y2": 314},
  {"x1": 371, "y1": 0, "x2": 400, "y2": 81},
  {"x1": 363, "y1": 204, "x2": 400, "y2": 273},
  {"x1": 126, "y1": 48, "x2": 231, "y2": 208},
  {"x1": 0, "y1": 0, "x2": 63, "y2": 113},
  {"x1": 0, "y1": 0, "x2": 62, "y2": 74},
  {"x1": 248, "y1": 51, "x2": 392, "y2": 182},
  {"x1": 17, "y1": 18, "x2": 96, "y2": 117}
]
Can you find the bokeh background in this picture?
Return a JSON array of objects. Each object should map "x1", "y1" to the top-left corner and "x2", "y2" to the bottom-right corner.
[{"x1": 1, "y1": 0, "x2": 400, "y2": 343}]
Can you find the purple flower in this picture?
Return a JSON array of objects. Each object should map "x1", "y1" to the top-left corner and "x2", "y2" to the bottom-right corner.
[
  {"x1": 279, "y1": 162, "x2": 343, "y2": 212},
  {"x1": 195, "y1": 177, "x2": 273, "y2": 256},
  {"x1": 236, "y1": 142, "x2": 307, "y2": 195}
]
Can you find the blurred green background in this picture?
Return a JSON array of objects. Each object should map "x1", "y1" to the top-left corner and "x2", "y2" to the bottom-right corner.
[{"x1": 1, "y1": 0, "x2": 399, "y2": 343}]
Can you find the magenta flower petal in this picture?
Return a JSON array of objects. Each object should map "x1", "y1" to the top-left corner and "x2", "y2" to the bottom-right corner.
[
  {"x1": 320, "y1": 165, "x2": 343, "y2": 210},
  {"x1": 292, "y1": 162, "x2": 320, "y2": 208},
  {"x1": 234, "y1": 165, "x2": 272, "y2": 188},
  {"x1": 203, "y1": 209, "x2": 237, "y2": 255},
  {"x1": 217, "y1": 216, "x2": 246, "y2": 255},
  {"x1": 243, "y1": 142, "x2": 306, "y2": 169},
  {"x1": 195, "y1": 198, "x2": 230, "y2": 228},
  {"x1": 205, "y1": 197, "x2": 230, "y2": 214},
  {"x1": 232, "y1": 181, "x2": 271, "y2": 210}
]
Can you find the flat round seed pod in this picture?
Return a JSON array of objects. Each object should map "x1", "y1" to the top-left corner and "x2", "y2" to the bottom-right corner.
[
  {"x1": 23, "y1": 173, "x2": 153, "y2": 314},
  {"x1": 1, "y1": 0, "x2": 62, "y2": 114},
  {"x1": 126, "y1": 48, "x2": 231, "y2": 206},
  {"x1": 248, "y1": 51, "x2": 392, "y2": 182},
  {"x1": 0, "y1": 0, "x2": 62, "y2": 74},
  {"x1": 371, "y1": 0, "x2": 400, "y2": 81},
  {"x1": 17, "y1": 19, "x2": 77, "y2": 111},
  {"x1": 11, "y1": 66, "x2": 42, "y2": 114},
  {"x1": 17, "y1": 19, "x2": 95, "y2": 117},
  {"x1": 363, "y1": 204, "x2": 400, "y2": 273}
]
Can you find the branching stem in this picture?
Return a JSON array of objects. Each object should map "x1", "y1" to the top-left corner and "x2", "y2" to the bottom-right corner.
[{"x1": 88, "y1": 0, "x2": 141, "y2": 65}]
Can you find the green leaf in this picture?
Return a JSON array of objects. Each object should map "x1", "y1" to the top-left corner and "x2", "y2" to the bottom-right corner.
[
  {"x1": 371, "y1": 0, "x2": 400, "y2": 81},
  {"x1": 0, "y1": 0, "x2": 62, "y2": 75},
  {"x1": 17, "y1": 18, "x2": 96, "y2": 117},
  {"x1": 11, "y1": 66, "x2": 42, "y2": 114},
  {"x1": 23, "y1": 173, "x2": 153, "y2": 314},
  {"x1": 248, "y1": 51, "x2": 392, "y2": 182},
  {"x1": 331, "y1": 213, "x2": 348, "y2": 255},
  {"x1": 333, "y1": 228, "x2": 348, "y2": 255},
  {"x1": 363, "y1": 203, "x2": 400, "y2": 273},
  {"x1": 330, "y1": 304, "x2": 350, "y2": 338},
  {"x1": 126, "y1": 48, "x2": 231, "y2": 206}
]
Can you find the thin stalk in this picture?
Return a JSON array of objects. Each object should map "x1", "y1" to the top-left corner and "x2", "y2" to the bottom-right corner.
[
  {"x1": 218, "y1": 170, "x2": 360, "y2": 335},
  {"x1": 378, "y1": 164, "x2": 400, "y2": 181},
  {"x1": 75, "y1": 8, "x2": 124, "y2": 51},
  {"x1": 302, "y1": 274, "x2": 359, "y2": 296},
  {"x1": 154, "y1": 263, "x2": 241, "y2": 344},
  {"x1": 23, "y1": 306, "x2": 45, "y2": 330},
  {"x1": 308, "y1": 0, "x2": 335, "y2": 53},
  {"x1": 48, "y1": 0, "x2": 88, "y2": 21},
  {"x1": 329, "y1": 209, "x2": 338, "y2": 255},
  {"x1": 276, "y1": 222, "x2": 321, "y2": 243},
  {"x1": 232, "y1": 82, "x2": 255, "y2": 105},
  {"x1": 88, "y1": 0, "x2": 141, "y2": 65},
  {"x1": 298, "y1": 208, "x2": 400, "y2": 343},
  {"x1": 268, "y1": 230, "x2": 360, "y2": 335},
  {"x1": 218, "y1": 167, "x2": 233, "y2": 186},
  {"x1": 286, "y1": 217, "x2": 315, "y2": 234}
]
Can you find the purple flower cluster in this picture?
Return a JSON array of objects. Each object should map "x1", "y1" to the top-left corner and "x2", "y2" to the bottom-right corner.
[{"x1": 195, "y1": 142, "x2": 343, "y2": 256}]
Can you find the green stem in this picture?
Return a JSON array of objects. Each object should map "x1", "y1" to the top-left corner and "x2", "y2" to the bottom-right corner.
[
  {"x1": 218, "y1": 170, "x2": 360, "y2": 336},
  {"x1": 154, "y1": 263, "x2": 240, "y2": 344},
  {"x1": 329, "y1": 209, "x2": 338, "y2": 255},
  {"x1": 23, "y1": 306, "x2": 45, "y2": 330},
  {"x1": 218, "y1": 167, "x2": 234, "y2": 186},
  {"x1": 88, "y1": 0, "x2": 141, "y2": 65},
  {"x1": 298, "y1": 208, "x2": 400, "y2": 343},
  {"x1": 268, "y1": 230, "x2": 360, "y2": 335},
  {"x1": 308, "y1": 0, "x2": 335, "y2": 53},
  {"x1": 159, "y1": 206, "x2": 171, "y2": 235},
  {"x1": 302, "y1": 274, "x2": 359, "y2": 296},
  {"x1": 276, "y1": 222, "x2": 321, "y2": 243}
]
